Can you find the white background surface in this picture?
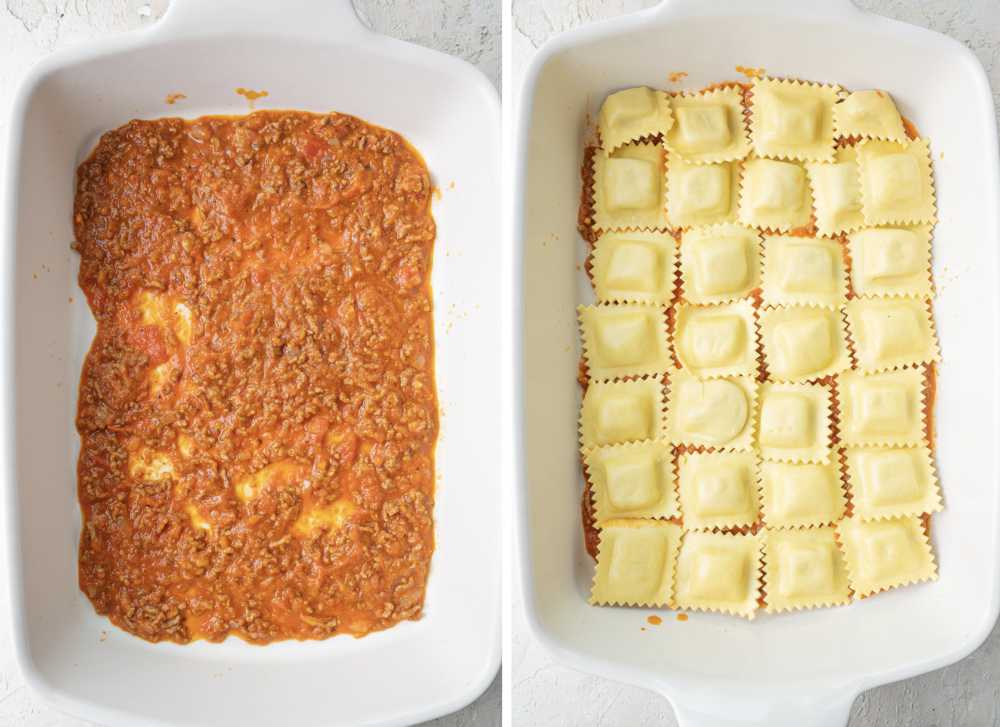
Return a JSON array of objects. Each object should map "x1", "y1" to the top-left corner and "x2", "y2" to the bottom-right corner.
[
  {"x1": 511, "y1": 1, "x2": 1000, "y2": 726},
  {"x1": 0, "y1": 1, "x2": 499, "y2": 726}
]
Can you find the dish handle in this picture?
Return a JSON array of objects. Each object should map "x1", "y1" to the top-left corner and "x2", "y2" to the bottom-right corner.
[
  {"x1": 154, "y1": 0, "x2": 371, "y2": 42},
  {"x1": 669, "y1": 688, "x2": 857, "y2": 727}
]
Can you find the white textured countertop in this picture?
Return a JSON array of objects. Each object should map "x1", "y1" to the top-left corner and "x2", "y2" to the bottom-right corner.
[
  {"x1": 0, "y1": 1, "x2": 498, "y2": 726},
  {"x1": 512, "y1": 1, "x2": 1000, "y2": 725}
]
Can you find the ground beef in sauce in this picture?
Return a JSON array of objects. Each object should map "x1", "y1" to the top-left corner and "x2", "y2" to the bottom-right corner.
[{"x1": 73, "y1": 111, "x2": 438, "y2": 644}]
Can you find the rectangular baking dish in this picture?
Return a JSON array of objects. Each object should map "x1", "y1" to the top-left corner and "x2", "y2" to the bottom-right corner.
[
  {"x1": 1, "y1": 1, "x2": 500, "y2": 725},
  {"x1": 514, "y1": 0, "x2": 1000, "y2": 724}
]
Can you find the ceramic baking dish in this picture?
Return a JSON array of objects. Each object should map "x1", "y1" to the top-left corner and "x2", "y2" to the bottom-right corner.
[
  {"x1": 514, "y1": 0, "x2": 1000, "y2": 724},
  {"x1": 1, "y1": 1, "x2": 499, "y2": 725}
]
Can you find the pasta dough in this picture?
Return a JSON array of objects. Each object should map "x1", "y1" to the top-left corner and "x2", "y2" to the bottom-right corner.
[
  {"x1": 757, "y1": 382, "x2": 832, "y2": 463},
  {"x1": 667, "y1": 156, "x2": 739, "y2": 228},
  {"x1": 592, "y1": 231, "x2": 677, "y2": 303},
  {"x1": 761, "y1": 235, "x2": 847, "y2": 308},
  {"x1": 760, "y1": 459, "x2": 845, "y2": 528},
  {"x1": 838, "y1": 368, "x2": 925, "y2": 447},
  {"x1": 586, "y1": 441, "x2": 679, "y2": 521},
  {"x1": 846, "y1": 446, "x2": 941, "y2": 520},
  {"x1": 591, "y1": 519, "x2": 682, "y2": 606},
  {"x1": 666, "y1": 87, "x2": 750, "y2": 163},
  {"x1": 674, "y1": 301, "x2": 758, "y2": 379},
  {"x1": 845, "y1": 298, "x2": 940, "y2": 373},
  {"x1": 599, "y1": 87, "x2": 674, "y2": 156},
  {"x1": 594, "y1": 142, "x2": 669, "y2": 231},
  {"x1": 751, "y1": 77, "x2": 838, "y2": 162},
  {"x1": 837, "y1": 515, "x2": 937, "y2": 597},
  {"x1": 848, "y1": 226, "x2": 932, "y2": 298},
  {"x1": 738, "y1": 157, "x2": 813, "y2": 231},
  {"x1": 764, "y1": 527, "x2": 850, "y2": 612},
  {"x1": 679, "y1": 224, "x2": 761, "y2": 305},
  {"x1": 678, "y1": 451, "x2": 758, "y2": 530},
  {"x1": 580, "y1": 378, "x2": 665, "y2": 449},
  {"x1": 666, "y1": 367, "x2": 756, "y2": 450},
  {"x1": 759, "y1": 306, "x2": 850, "y2": 382},
  {"x1": 834, "y1": 89, "x2": 907, "y2": 142},
  {"x1": 806, "y1": 146, "x2": 866, "y2": 236},
  {"x1": 580, "y1": 304, "x2": 672, "y2": 381},
  {"x1": 858, "y1": 138, "x2": 936, "y2": 226},
  {"x1": 674, "y1": 531, "x2": 763, "y2": 619}
]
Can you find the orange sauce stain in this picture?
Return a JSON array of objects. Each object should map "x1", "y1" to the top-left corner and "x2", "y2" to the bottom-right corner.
[
  {"x1": 235, "y1": 87, "x2": 269, "y2": 110},
  {"x1": 901, "y1": 116, "x2": 920, "y2": 140},
  {"x1": 668, "y1": 71, "x2": 688, "y2": 83},
  {"x1": 165, "y1": 93, "x2": 187, "y2": 105},
  {"x1": 736, "y1": 65, "x2": 765, "y2": 80},
  {"x1": 676, "y1": 613, "x2": 689, "y2": 622},
  {"x1": 647, "y1": 614, "x2": 663, "y2": 625}
]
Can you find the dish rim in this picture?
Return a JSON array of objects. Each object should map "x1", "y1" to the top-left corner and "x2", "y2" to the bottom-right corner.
[
  {"x1": 512, "y1": 0, "x2": 1000, "y2": 718},
  {"x1": 1, "y1": 2, "x2": 501, "y2": 726}
]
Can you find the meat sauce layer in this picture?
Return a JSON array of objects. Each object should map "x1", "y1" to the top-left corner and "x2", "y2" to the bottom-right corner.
[{"x1": 74, "y1": 111, "x2": 437, "y2": 643}]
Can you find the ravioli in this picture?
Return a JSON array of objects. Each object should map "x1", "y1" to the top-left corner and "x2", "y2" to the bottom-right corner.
[{"x1": 591, "y1": 520, "x2": 682, "y2": 606}]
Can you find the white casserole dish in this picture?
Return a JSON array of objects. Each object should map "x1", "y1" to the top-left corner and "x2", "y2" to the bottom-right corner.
[
  {"x1": 514, "y1": 0, "x2": 1000, "y2": 725},
  {"x1": 1, "y1": 1, "x2": 500, "y2": 725}
]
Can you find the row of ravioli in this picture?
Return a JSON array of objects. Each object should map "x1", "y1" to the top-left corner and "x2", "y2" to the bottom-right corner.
[
  {"x1": 600, "y1": 78, "x2": 909, "y2": 165},
  {"x1": 580, "y1": 297, "x2": 939, "y2": 384},
  {"x1": 594, "y1": 226, "x2": 931, "y2": 306},
  {"x1": 593, "y1": 138, "x2": 936, "y2": 236},
  {"x1": 590, "y1": 516, "x2": 936, "y2": 618},
  {"x1": 594, "y1": 79, "x2": 935, "y2": 236},
  {"x1": 586, "y1": 438, "x2": 940, "y2": 528}
]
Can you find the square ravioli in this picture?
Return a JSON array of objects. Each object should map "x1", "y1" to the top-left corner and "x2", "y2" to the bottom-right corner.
[
  {"x1": 666, "y1": 368, "x2": 756, "y2": 450},
  {"x1": 836, "y1": 515, "x2": 937, "y2": 597},
  {"x1": 806, "y1": 146, "x2": 866, "y2": 236},
  {"x1": 837, "y1": 368, "x2": 926, "y2": 447},
  {"x1": 833, "y1": 89, "x2": 907, "y2": 142},
  {"x1": 599, "y1": 86, "x2": 674, "y2": 156},
  {"x1": 845, "y1": 298, "x2": 940, "y2": 373},
  {"x1": 665, "y1": 87, "x2": 751, "y2": 163},
  {"x1": 764, "y1": 527, "x2": 850, "y2": 612},
  {"x1": 594, "y1": 142, "x2": 669, "y2": 231},
  {"x1": 580, "y1": 304, "x2": 671, "y2": 381},
  {"x1": 678, "y1": 451, "x2": 758, "y2": 530},
  {"x1": 592, "y1": 231, "x2": 677, "y2": 303},
  {"x1": 845, "y1": 446, "x2": 941, "y2": 520},
  {"x1": 757, "y1": 382, "x2": 832, "y2": 463},
  {"x1": 750, "y1": 77, "x2": 838, "y2": 162},
  {"x1": 666, "y1": 156, "x2": 740, "y2": 228},
  {"x1": 759, "y1": 306, "x2": 850, "y2": 382},
  {"x1": 591, "y1": 519, "x2": 682, "y2": 606},
  {"x1": 761, "y1": 235, "x2": 846, "y2": 308},
  {"x1": 673, "y1": 301, "x2": 758, "y2": 379},
  {"x1": 675, "y1": 531, "x2": 762, "y2": 619},
  {"x1": 580, "y1": 378, "x2": 665, "y2": 449},
  {"x1": 848, "y1": 226, "x2": 932, "y2": 298},
  {"x1": 738, "y1": 158, "x2": 813, "y2": 231},
  {"x1": 858, "y1": 138, "x2": 936, "y2": 226},
  {"x1": 587, "y1": 441, "x2": 678, "y2": 521},
  {"x1": 679, "y1": 224, "x2": 761, "y2": 304},
  {"x1": 759, "y1": 460, "x2": 846, "y2": 528}
]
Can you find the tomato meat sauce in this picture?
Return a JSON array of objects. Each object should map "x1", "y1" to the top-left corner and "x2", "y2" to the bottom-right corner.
[{"x1": 73, "y1": 110, "x2": 438, "y2": 643}]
